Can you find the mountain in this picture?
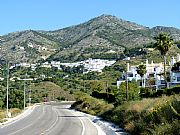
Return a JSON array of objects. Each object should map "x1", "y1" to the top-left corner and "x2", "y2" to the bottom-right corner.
[
  {"x1": 0, "y1": 14, "x2": 180, "y2": 63},
  {"x1": 0, "y1": 30, "x2": 59, "y2": 63}
]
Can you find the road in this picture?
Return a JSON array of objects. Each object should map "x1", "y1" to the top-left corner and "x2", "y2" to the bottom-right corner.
[{"x1": 0, "y1": 102, "x2": 99, "y2": 135}]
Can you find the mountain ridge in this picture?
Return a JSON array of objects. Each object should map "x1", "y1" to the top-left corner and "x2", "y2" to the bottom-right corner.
[{"x1": 0, "y1": 14, "x2": 180, "y2": 63}]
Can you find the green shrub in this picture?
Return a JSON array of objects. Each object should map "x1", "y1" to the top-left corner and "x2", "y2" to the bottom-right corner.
[
  {"x1": 165, "y1": 86, "x2": 180, "y2": 95},
  {"x1": 115, "y1": 81, "x2": 140, "y2": 105},
  {"x1": 91, "y1": 91, "x2": 115, "y2": 103},
  {"x1": 71, "y1": 92, "x2": 114, "y2": 115},
  {"x1": 101, "y1": 95, "x2": 180, "y2": 135}
]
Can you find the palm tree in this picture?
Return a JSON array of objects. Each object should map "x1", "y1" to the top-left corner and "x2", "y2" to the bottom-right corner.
[
  {"x1": 154, "y1": 32, "x2": 174, "y2": 85},
  {"x1": 137, "y1": 64, "x2": 147, "y2": 87}
]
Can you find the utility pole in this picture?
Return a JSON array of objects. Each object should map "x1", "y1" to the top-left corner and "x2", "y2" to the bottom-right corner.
[
  {"x1": 24, "y1": 73, "x2": 27, "y2": 110},
  {"x1": 45, "y1": 82, "x2": 47, "y2": 102},
  {"x1": 83, "y1": 67, "x2": 85, "y2": 92},
  {"x1": 29, "y1": 81, "x2": 31, "y2": 106},
  {"x1": 6, "y1": 61, "x2": 9, "y2": 117},
  {"x1": 126, "y1": 62, "x2": 129, "y2": 100},
  {"x1": 24, "y1": 80, "x2": 26, "y2": 110}
]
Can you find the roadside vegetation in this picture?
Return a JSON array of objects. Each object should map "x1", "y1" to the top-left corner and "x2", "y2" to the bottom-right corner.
[
  {"x1": 71, "y1": 92, "x2": 113, "y2": 115},
  {"x1": 0, "y1": 33, "x2": 179, "y2": 133},
  {"x1": 30, "y1": 81, "x2": 75, "y2": 102},
  {"x1": 102, "y1": 95, "x2": 180, "y2": 135},
  {"x1": 71, "y1": 33, "x2": 180, "y2": 134},
  {"x1": 0, "y1": 108, "x2": 21, "y2": 122},
  {"x1": 72, "y1": 91, "x2": 180, "y2": 135}
]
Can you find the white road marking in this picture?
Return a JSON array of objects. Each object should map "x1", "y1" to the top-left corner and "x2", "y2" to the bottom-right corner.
[
  {"x1": 66, "y1": 109, "x2": 85, "y2": 135},
  {"x1": 70, "y1": 109, "x2": 106, "y2": 135},
  {"x1": 43, "y1": 107, "x2": 59, "y2": 135},
  {"x1": 79, "y1": 116, "x2": 85, "y2": 135}
]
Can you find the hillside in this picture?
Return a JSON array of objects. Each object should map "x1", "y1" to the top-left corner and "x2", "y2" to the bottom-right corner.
[
  {"x1": 1, "y1": 14, "x2": 180, "y2": 63},
  {"x1": 30, "y1": 81, "x2": 75, "y2": 102}
]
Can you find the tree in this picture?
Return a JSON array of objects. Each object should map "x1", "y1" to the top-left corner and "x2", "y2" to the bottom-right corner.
[
  {"x1": 115, "y1": 81, "x2": 140, "y2": 104},
  {"x1": 154, "y1": 32, "x2": 174, "y2": 84},
  {"x1": 136, "y1": 64, "x2": 147, "y2": 87},
  {"x1": 90, "y1": 81, "x2": 104, "y2": 92}
]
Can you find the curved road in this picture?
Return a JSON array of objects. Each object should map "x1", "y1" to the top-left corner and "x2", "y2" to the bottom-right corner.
[{"x1": 0, "y1": 103, "x2": 99, "y2": 135}]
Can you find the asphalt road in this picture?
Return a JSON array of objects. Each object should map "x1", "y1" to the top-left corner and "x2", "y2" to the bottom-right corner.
[{"x1": 0, "y1": 103, "x2": 99, "y2": 135}]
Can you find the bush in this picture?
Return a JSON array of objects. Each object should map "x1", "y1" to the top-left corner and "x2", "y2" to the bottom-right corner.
[
  {"x1": 101, "y1": 95, "x2": 180, "y2": 135},
  {"x1": 71, "y1": 92, "x2": 114, "y2": 115},
  {"x1": 139, "y1": 87, "x2": 153, "y2": 97},
  {"x1": 115, "y1": 81, "x2": 140, "y2": 105},
  {"x1": 165, "y1": 86, "x2": 180, "y2": 95},
  {"x1": 56, "y1": 96, "x2": 66, "y2": 101},
  {"x1": 91, "y1": 91, "x2": 115, "y2": 103}
]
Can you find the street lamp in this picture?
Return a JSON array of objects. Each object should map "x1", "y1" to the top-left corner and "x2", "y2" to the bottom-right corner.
[
  {"x1": 29, "y1": 81, "x2": 31, "y2": 106},
  {"x1": 23, "y1": 80, "x2": 26, "y2": 110},
  {"x1": 19, "y1": 74, "x2": 33, "y2": 109},
  {"x1": 23, "y1": 74, "x2": 33, "y2": 109}
]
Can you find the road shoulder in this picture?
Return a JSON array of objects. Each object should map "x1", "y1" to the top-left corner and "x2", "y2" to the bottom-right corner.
[{"x1": 0, "y1": 104, "x2": 38, "y2": 127}]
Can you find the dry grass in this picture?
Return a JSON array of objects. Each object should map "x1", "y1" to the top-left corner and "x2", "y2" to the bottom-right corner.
[
  {"x1": 125, "y1": 95, "x2": 179, "y2": 113},
  {"x1": 124, "y1": 121, "x2": 135, "y2": 132},
  {"x1": 9, "y1": 108, "x2": 21, "y2": 117},
  {"x1": 0, "y1": 110, "x2": 6, "y2": 122},
  {"x1": 104, "y1": 94, "x2": 180, "y2": 135},
  {"x1": 0, "y1": 108, "x2": 22, "y2": 123}
]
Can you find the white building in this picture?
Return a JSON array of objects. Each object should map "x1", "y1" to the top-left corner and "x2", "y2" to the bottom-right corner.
[
  {"x1": 41, "y1": 62, "x2": 51, "y2": 68},
  {"x1": 117, "y1": 53, "x2": 180, "y2": 89},
  {"x1": 19, "y1": 63, "x2": 31, "y2": 68},
  {"x1": 58, "y1": 58, "x2": 116, "y2": 73},
  {"x1": 168, "y1": 53, "x2": 180, "y2": 87},
  {"x1": 19, "y1": 46, "x2": 25, "y2": 50},
  {"x1": 117, "y1": 59, "x2": 166, "y2": 89}
]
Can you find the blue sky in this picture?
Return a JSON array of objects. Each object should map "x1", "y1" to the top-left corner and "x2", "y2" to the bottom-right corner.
[{"x1": 0, "y1": 0, "x2": 179, "y2": 35}]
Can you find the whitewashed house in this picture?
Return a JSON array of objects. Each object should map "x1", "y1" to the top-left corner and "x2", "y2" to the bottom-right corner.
[
  {"x1": 145, "y1": 60, "x2": 166, "y2": 89},
  {"x1": 117, "y1": 59, "x2": 166, "y2": 89},
  {"x1": 41, "y1": 62, "x2": 51, "y2": 68},
  {"x1": 169, "y1": 70, "x2": 180, "y2": 87},
  {"x1": 117, "y1": 53, "x2": 180, "y2": 89},
  {"x1": 168, "y1": 53, "x2": 180, "y2": 87}
]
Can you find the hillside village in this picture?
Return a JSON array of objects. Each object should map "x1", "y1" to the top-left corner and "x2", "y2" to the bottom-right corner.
[
  {"x1": 3, "y1": 52, "x2": 180, "y2": 90},
  {"x1": 0, "y1": 58, "x2": 116, "y2": 81},
  {"x1": 2, "y1": 50, "x2": 180, "y2": 90}
]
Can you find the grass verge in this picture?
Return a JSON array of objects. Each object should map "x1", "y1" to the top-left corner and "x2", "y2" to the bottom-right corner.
[{"x1": 0, "y1": 108, "x2": 22, "y2": 123}]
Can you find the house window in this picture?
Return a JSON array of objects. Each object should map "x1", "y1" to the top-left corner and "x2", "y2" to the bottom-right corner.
[
  {"x1": 149, "y1": 73, "x2": 154, "y2": 78},
  {"x1": 128, "y1": 73, "x2": 133, "y2": 77},
  {"x1": 177, "y1": 77, "x2": 180, "y2": 82},
  {"x1": 161, "y1": 80, "x2": 166, "y2": 84}
]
